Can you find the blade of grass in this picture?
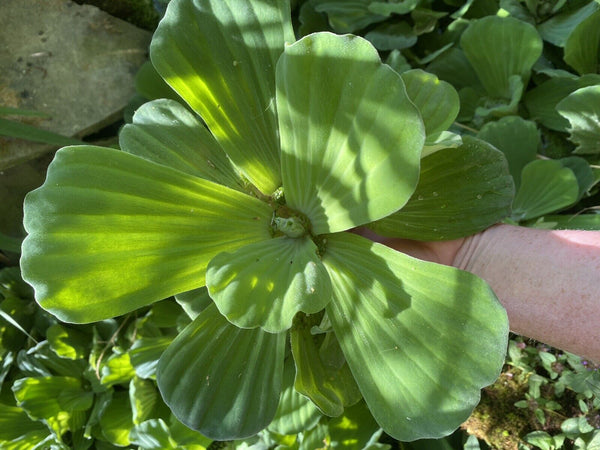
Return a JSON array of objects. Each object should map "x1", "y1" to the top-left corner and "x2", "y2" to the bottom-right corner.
[{"x1": 0, "y1": 117, "x2": 85, "y2": 146}]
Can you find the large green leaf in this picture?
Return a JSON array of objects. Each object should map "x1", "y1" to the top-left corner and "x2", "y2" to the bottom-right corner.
[
  {"x1": 322, "y1": 233, "x2": 508, "y2": 441},
  {"x1": 290, "y1": 314, "x2": 361, "y2": 416},
  {"x1": 150, "y1": 0, "x2": 295, "y2": 194},
  {"x1": 0, "y1": 404, "x2": 48, "y2": 447},
  {"x1": 477, "y1": 116, "x2": 539, "y2": 188},
  {"x1": 564, "y1": 10, "x2": 600, "y2": 75},
  {"x1": 536, "y1": 1, "x2": 599, "y2": 47},
  {"x1": 524, "y1": 74, "x2": 600, "y2": 132},
  {"x1": 119, "y1": 99, "x2": 244, "y2": 191},
  {"x1": 206, "y1": 236, "x2": 332, "y2": 332},
  {"x1": 277, "y1": 32, "x2": 424, "y2": 234},
  {"x1": 400, "y1": 69, "x2": 459, "y2": 140},
  {"x1": 21, "y1": 146, "x2": 272, "y2": 323},
  {"x1": 512, "y1": 159, "x2": 579, "y2": 221},
  {"x1": 557, "y1": 86, "x2": 600, "y2": 154},
  {"x1": 370, "y1": 137, "x2": 514, "y2": 241},
  {"x1": 157, "y1": 304, "x2": 285, "y2": 439},
  {"x1": 460, "y1": 15, "x2": 542, "y2": 99}
]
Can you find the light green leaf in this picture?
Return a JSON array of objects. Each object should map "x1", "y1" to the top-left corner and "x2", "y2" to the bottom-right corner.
[
  {"x1": 101, "y1": 352, "x2": 136, "y2": 387},
  {"x1": 99, "y1": 391, "x2": 134, "y2": 447},
  {"x1": 322, "y1": 233, "x2": 508, "y2": 441},
  {"x1": 0, "y1": 404, "x2": 48, "y2": 443},
  {"x1": 157, "y1": 304, "x2": 286, "y2": 440},
  {"x1": 206, "y1": 236, "x2": 332, "y2": 333},
  {"x1": 0, "y1": 118, "x2": 85, "y2": 146},
  {"x1": 129, "y1": 376, "x2": 159, "y2": 425},
  {"x1": 564, "y1": 10, "x2": 600, "y2": 75},
  {"x1": 512, "y1": 159, "x2": 579, "y2": 221},
  {"x1": 120, "y1": 99, "x2": 244, "y2": 191},
  {"x1": 21, "y1": 146, "x2": 272, "y2": 323},
  {"x1": 557, "y1": 86, "x2": 600, "y2": 154},
  {"x1": 524, "y1": 74, "x2": 600, "y2": 131},
  {"x1": 291, "y1": 314, "x2": 361, "y2": 416},
  {"x1": 401, "y1": 69, "x2": 460, "y2": 138},
  {"x1": 328, "y1": 401, "x2": 382, "y2": 450},
  {"x1": 477, "y1": 116, "x2": 539, "y2": 188},
  {"x1": 461, "y1": 15, "x2": 542, "y2": 99},
  {"x1": 12, "y1": 376, "x2": 91, "y2": 437},
  {"x1": 269, "y1": 358, "x2": 322, "y2": 435},
  {"x1": 129, "y1": 336, "x2": 172, "y2": 379},
  {"x1": 536, "y1": 1, "x2": 599, "y2": 47},
  {"x1": 47, "y1": 324, "x2": 89, "y2": 360},
  {"x1": 150, "y1": 0, "x2": 295, "y2": 194},
  {"x1": 370, "y1": 136, "x2": 514, "y2": 241},
  {"x1": 168, "y1": 414, "x2": 213, "y2": 448},
  {"x1": 365, "y1": 22, "x2": 417, "y2": 51},
  {"x1": 422, "y1": 131, "x2": 462, "y2": 157},
  {"x1": 130, "y1": 419, "x2": 178, "y2": 449},
  {"x1": 277, "y1": 33, "x2": 424, "y2": 234}
]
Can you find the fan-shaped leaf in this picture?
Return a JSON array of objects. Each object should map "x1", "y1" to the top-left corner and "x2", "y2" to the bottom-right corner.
[
  {"x1": 206, "y1": 236, "x2": 332, "y2": 332},
  {"x1": 370, "y1": 136, "x2": 514, "y2": 241},
  {"x1": 157, "y1": 304, "x2": 285, "y2": 440},
  {"x1": 524, "y1": 74, "x2": 600, "y2": 132},
  {"x1": 401, "y1": 69, "x2": 459, "y2": 139},
  {"x1": 269, "y1": 359, "x2": 322, "y2": 435},
  {"x1": 477, "y1": 116, "x2": 539, "y2": 188},
  {"x1": 512, "y1": 159, "x2": 579, "y2": 221},
  {"x1": 564, "y1": 10, "x2": 600, "y2": 75},
  {"x1": 21, "y1": 146, "x2": 272, "y2": 323},
  {"x1": 290, "y1": 314, "x2": 361, "y2": 416},
  {"x1": 277, "y1": 32, "x2": 424, "y2": 234},
  {"x1": 537, "y1": 1, "x2": 599, "y2": 47},
  {"x1": 120, "y1": 99, "x2": 243, "y2": 191},
  {"x1": 461, "y1": 15, "x2": 542, "y2": 99},
  {"x1": 557, "y1": 86, "x2": 600, "y2": 154},
  {"x1": 315, "y1": 1, "x2": 386, "y2": 33},
  {"x1": 150, "y1": 0, "x2": 295, "y2": 194},
  {"x1": 322, "y1": 232, "x2": 508, "y2": 441}
]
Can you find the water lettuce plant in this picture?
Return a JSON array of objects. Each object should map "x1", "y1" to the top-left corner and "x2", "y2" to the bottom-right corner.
[{"x1": 20, "y1": 0, "x2": 515, "y2": 442}]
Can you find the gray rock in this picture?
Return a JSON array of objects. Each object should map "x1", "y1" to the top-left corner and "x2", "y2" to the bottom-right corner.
[{"x1": 0, "y1": 0, "x2": 151, "y2": 170}]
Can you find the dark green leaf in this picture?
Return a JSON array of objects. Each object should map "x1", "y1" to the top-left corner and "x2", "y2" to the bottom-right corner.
[
  {"x1": 564, "y1": 10, "x2": 600, "y2": 74},
  {"x1": 0, "y1": 118, "x2": 85, "y2": 146},
  {"x1": 157, "y1": 304, "x2": 285, "y2": 440},
  {"x1": 557, "y1": 85, "x2": 600, "y2": 154}
]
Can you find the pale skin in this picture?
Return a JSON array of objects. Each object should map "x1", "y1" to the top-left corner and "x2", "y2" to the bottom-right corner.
[{"x1": 360, "y1": 224, "x2": 600, "y2": 363}]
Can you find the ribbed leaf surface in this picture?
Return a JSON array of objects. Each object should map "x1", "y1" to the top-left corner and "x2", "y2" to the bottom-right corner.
[
  {"x1": 120, "y1": 99, "x2": 243, "y2": 191},
  {"x1": 21, "y1": 146, "x2": 272, "y2": 323},
  {"x1": 157, "y1": 304, "x2": 285, "y2": 439},
  {"x1": 277, "y1": 32, "x2": 424, "y2": 234},
  {"x1": 150, "y1": 0, "x2": 295, "y2": 194},
  {"x1": 323, "y1": 233, "x2": 508, "y2": 441}
]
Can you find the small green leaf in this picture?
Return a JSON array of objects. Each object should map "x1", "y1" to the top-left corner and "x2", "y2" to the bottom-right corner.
[
  {"x1": 461, "y1": 15, "x2": 542, "y2": 99},
  {"x1": 129, "y1": 376, "x2": 159, "y2": 425},
  {"x1": 328, "y1": 401, "x2": 382, "y2": 450},
  {"x1": 206, "y1": 236, "x2": 332, "y2": 333},
  {"x1": 564, "y1": 10, "x2": 600, "y2": 75},
  {"x1": 175, "y1": 287, "x2": 212, "y2": 320},
  {"x1": 477, "y1": 116, "x2": 539, "y2": 188},
  {"x1": 365, "y1": 22, "x2": 417, "y2": 51},
  {"x1": 427, "y1": 47, "x2": 481, "y2": 92},
  {"x1": 512, "y1": 159, "x2": 579, "y2": 221},
  {"x1": 291, "y1": 314, "x2": 361, "y2": 416},
  {"x1": 120, "y1": 99, "x2": 244, "y2": 191},
  {"x1": 370, "y1": 136, "x2": 514, "y2": 241},
  {"x1": 322, "y1": 233, "x2": 508, "y2": 441},
  {"x1": 47, "y1": 324, "x2": 89, "y2": 360},
  {"x1": 130, "y1": 419, "x2": 178, "y2": 449},
  {"x1": 277, "y1": 32, "x2": 424, "y2": 234},
  {"x1": 21, "y1": 146, "x2": 272, "y2": 323},
  {"x1": 368, "y1": 0, "x2": 420, "y2": 16},
  {"x1": 0, "y1": 232, "x2": 22, "y2": 253},
  {"x1": 315, "y1": 1, "x2": 386, "y2": 33},
  {"x1": 134, "y1": 61, "x2": 180, "y2": 102},
  {"x1": 269, "y1": 358, "x2": 322, "y2": 435},
  {"x1": 0, "y1": 404, "x2": 48, "y2": 445},
  {"x1": 537, "y1": 1, "x2": 599, "y2": 47},
  {"x1": 99, "y1": 391, "x2": 134, "y2": 447},
  {"x1": 557, "y1": 86, "x2": 600, "y2": 154},
  {"x1": 101, "y1": 352, "x2": 136, "y2": 387},
  {"x1": 157, "y1": 304, "x2": 285, "y2": 440},
  {"x1": 150, "y1": 0, "x2": 295, "y2": 194},
  {"x1": 524, "y1": 74, "x2": 600, "y2": 132},
  {"x1": 129, "y1": 336, "x2": 172, "y2": 379},
  {"x1": 401, "y1": 69, "x2": 460, "y2": 139}
]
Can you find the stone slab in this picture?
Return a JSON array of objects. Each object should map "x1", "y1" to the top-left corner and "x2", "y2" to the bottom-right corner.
[{"x1": 0, "y1": 0, "x2": 151, "y2": 170}]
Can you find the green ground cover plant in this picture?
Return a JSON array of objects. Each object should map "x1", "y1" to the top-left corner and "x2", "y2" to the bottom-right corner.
[{"x1": 2, "y1": 0, "x2": 600, "y2": 449}]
